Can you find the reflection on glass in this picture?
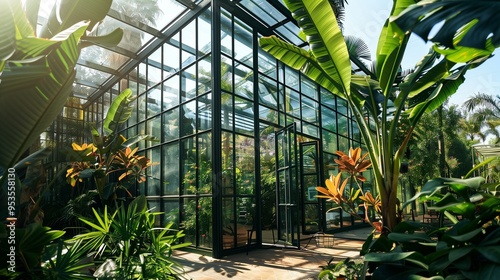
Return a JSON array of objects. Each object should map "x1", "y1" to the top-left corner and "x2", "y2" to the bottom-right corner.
[
  {"x1": 147, "y1": 147, "x2": 161, "y2": 195},
  {"x1": 198, "y1": 93, "x2": 212, "y2": 131},
  {"x1": 198, "y1": 55, "x2": 212, "y2": 95},
  {"x1": 234, "y1": 96, "x2": 254, "y2": 136},
  {"x1": 181, "y1": 101, "x2": 196, "y2": 136},
  {"x1": 162, "y1": 143, "x2": 179, "y2": 195},
  {"x1": 181, "y1": 21, "x2": 197, "y2": 67},
  {"x1": 181, "y1": 64, "x2": 196, "y2": 102},
  {"x1": 234, "y1": 17, "x2": 253, "y2": 66},
  {"x1": 163, "y1": 74, "x2": 180, "y2": 109},
  {"x1": 235, "y1": 135, "x2": 255, "y2": 195},
  {"x1": 235, "y1": 64, "x2": 253, "y2": 99},
  {"x1": 162, "y1": 109, "x2": 179, "y2": 142}
]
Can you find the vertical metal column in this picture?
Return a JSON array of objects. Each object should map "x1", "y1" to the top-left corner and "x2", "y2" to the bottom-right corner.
[{"x1": 211, "y1": 0, "x2": 223, "y2": 259}]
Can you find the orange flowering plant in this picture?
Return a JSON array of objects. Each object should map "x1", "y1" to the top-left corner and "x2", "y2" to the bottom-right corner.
[
  {"x1": 65, "y1": 89, "x2": 158, "y2": 204},
  {"x1": 316, "y1": 147, "x2": 382, "y2": 231}
]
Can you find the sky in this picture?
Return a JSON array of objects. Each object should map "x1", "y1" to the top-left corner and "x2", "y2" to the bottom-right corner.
[{"x1": 343, "y1": 0, "x2": 500, "y2": 108}]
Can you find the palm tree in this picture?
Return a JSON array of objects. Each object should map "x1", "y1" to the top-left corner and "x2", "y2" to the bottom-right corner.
[
  {"x1": 464, "y1": 93, "x2": 500, "y2": 143},
  {"x1": 259, "y1": 0, "x2": 496, "y2": 232}
]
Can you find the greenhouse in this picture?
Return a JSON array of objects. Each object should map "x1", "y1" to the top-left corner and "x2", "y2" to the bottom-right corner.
[{"x1": 2, "y1": 0, "x2": 499, "y2": 278}]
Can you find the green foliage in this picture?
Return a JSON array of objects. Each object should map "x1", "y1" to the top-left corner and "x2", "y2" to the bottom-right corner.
[
  {"x1": 0, "y1": 0, "x2": 121, "y2": 173},
  {"x1": 71, "y1": 195, "x2": 191, "y2": 279},
  {"x1": 260, "y1": 0, "x2": 497, "y2": 232},
  {"x1": 319, "y1": 257, "x2": 366, "y2": 280},
  {"x1": 0, "y1": 222, "x2": 65, "y2": 278},
  {"x1": 65, "y1": 89, "x2": 158, "y2": 204},
  {"x1": 363, "y1": 176, "x2": 500, "y2": 279}
]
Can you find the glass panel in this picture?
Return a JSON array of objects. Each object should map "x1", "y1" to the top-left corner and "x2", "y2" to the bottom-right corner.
[
  {"x1": 198, "y1": 132, "x2": 212, "y2": 195},
  {"x1": 221, "y1": 58, "x2": 233, "y2": 92},
  {"x1": 234, "y1": 63, "x2": 253, "y2": 99},
  {"x1": 304, "y1": 204, "x2": 320, "y2": 232},
  {"x1": 222, "y1": 197, "x2": 236, "y2": 249},
  {"x1": 285, "y1": 88, "x2": 300, "y2": 117},
  {"x1": 80, "y1": 46, "x2": 128, "y2": 70},
  {"x1": 284, "y1": 66, "x2": 299, "y2": 91},
  {"x1": 146, "y1": 85, "x2": 161, "y2": 117},
  {"x1": 221, "y1": 9, "x2": 233, "y2": 56},
  {"x1": 302, "y1": 122, "x2": 319, "y2": 138},
  {"x1": 198, "y1": 9, "x2": 212, "y2": 56},
  {"x1": 181, "y1": 20, "x2": 197, "y2": 67},
  {"x1": 99, "y1": 16, "x2": 152, "y2": 53},
  {"x1": 180, "y1": 101, "x2": 196, "y2": 136},
  {"x1": 162, "y1": 108, "x2": 179, "y2": 142},
  {"x1": 137, "y1": 151, "x2": 146, "y2": 195},
  {"x1": 75, "y1": 65, "x2": 110, "y2": 86},
  {"x1": 221, "y1": 93, "x2": 233, "y2": 130},
  {"x1": 181, "y1": 136, "x2": 196, "y2": 195},
  {"x1": 351, "y1": 121, "x2": 361, "y2": 142},
  {"x1": 163, "y1": 74, "x2": 179, "y2": 110},
  {"x1": 198, "y1": 93, "x2": 212, "y2": 131},
  {"x1": 236, "y1": 135, "x2": 255, "y2": 195},
  {"x1": 234, "y1": 96, "x2": 254, "y2": 136},
  {"x1": 162, "y1": 143, "x2": 179, "y2": 195},
  {"x1": 321, "y1": 87, "x2": 336, "y2": 108},
  {"x1": 322, "y1": 105, "x2": 337, "y2": 132},
  {"x1": 222, "y1": 131, "x2": 234, "y2": 195},
  {"x1": 301, "y1": 77, "x2": 317, "y2": 99},
  {"x1": 337, "y1": 98, "x2": 348, "y2": 115},
  {"x1": 181, "y1": 64, "x2": 196, "y2": 102},
  {"x1": 147, "y1": 147, "x2": 161, "y2": 195},
  {"x1": 198, "y1": 55, "x2": 212, "y2": 95},
  {"x1": 181, "y1": 197, "x2": 196, "y2": 244},
  {"x1": 258, "y1": 75, "x2": 278, "y2": 108},
  {"x1": 239, "y1": 0, "x2": 285, "y2": 26},
  {"x1": 322, "y1": 130, "x2": 338, "y2": 154},
  {"x1": 110, "y1": 0, "x2": 185, "y2": 31},
  {"x1": 147, "y1": 59, "x2": 162, "y2": 87},
  {"x1": 325, "y1": 207, "x2": 341, "y2": 229},
  {"x1": 338, "y1": 116, "x2": 349, "y2": 137},
  {"x1": 198, "y1": 196, "x2": 213, "y2": 248},
  {"x1": 302, "y1": 96, "x2": 319, "y2": 124},
  {"x1": 258, "y1": 47, "x2": 276, "y2": 79},
  {"x1": 236, "y1": 197, "x2": 254, "y2": 246},
  {"x1": 148, "y1": 199, "x2": 161, "y2": 226},
  {"x1": 163, "y1": 199, "x2": 180, "y2": 228},
  {"x1": 338, "y1": 136, "x2": 349, "y2": 153},
  {"x1": 138, "y1": 93, "x2": 146, "y2": 121},
  {"x1": 146, "y1": 115, "x2": 161, "y2": 146},
  {"x1": 259, "y1": 105, "x2": 279, "y2": 125},
  {"x1": 234, "y1": 17, "x2": 253, "y2": 66},
  {"x1": 276, "y1": 23, "x2": 304, "y2": 46},
  {"x1": 163, "y1": 37, "x2": 180, "y2": 73},
  {"x1": 303, "y1": 175, "x2": 318, "y2": 201},
  {"x1": 137, "y1": 122, "x2": 146, "y2": 150}
]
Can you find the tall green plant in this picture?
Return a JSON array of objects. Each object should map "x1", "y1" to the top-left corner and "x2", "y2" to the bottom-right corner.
[
  {"x1": 259, "y1": 0, "x2": 495, "y2": 232},
  {"x1": 71, "y1": 195, "x2": 190, "y2": 279}
]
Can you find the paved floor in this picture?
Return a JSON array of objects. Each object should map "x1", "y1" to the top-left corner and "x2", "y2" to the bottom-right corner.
[{"x1": 174, "y1": 227, "x2": 372, "y2": 280}]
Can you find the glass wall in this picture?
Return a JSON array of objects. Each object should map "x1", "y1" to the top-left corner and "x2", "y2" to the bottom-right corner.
[{"x1": 82, "y1": 1, "x2": 371, "y2": 257}]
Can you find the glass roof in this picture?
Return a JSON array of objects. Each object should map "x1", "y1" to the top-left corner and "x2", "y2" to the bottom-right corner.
[{"x1": 36, "y1": 0, "x2": 303, "y2": 106}]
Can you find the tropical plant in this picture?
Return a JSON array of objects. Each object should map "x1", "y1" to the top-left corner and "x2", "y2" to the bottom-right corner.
[
  {"x1": 0, "y1": 222, "x2": 65, "y2": 278},
  {"x1": 0, "y1": 0, "x2": 122, "y2": 222},
  {"x1": 71, "y1": 195, "x2": 191, "y2": 279},
  {"x1": 319, "y1": 256, "x2": 366, "y2": 280},
  {"x1": 316, "y1": 147, "x2": 382, "y2": 231},
  {"x1": 463, "y1": 93, "x2": 500, "y2": 143},
  {"x1": 65, "y1": 89, "x2": 158, "y2": 205},
  {"x1": 259, "y1": 0, "x2": 496, "y2": 233},
  {"x1": 363, "y1": 173, "x2": 500, "y2": 280},
  {"x1": 0, "y1": 0, "x2": 122, "y2": 181}
]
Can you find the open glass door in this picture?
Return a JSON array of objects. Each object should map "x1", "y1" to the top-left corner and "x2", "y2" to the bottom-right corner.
[
  {"x1": 275, "y1": 123, "x2": 300, "y2": 248},
  {"x1": 300, "y1": 141, "x2": 321, "y2": 234}
]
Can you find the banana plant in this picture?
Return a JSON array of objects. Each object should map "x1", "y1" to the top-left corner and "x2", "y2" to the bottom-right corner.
[
  {"x1": 0, "y1": 0, "x2": 122, "y2": 185},
  {"x1": 259, "y1": 0, "x2": 496, "y2": 232}
]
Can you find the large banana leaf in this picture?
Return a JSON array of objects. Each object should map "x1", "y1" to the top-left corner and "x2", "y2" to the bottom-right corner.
[
  {"x1": 0, "y1": 21, "x2": 88, "y2": 170},
  {"x1": 40, "y1": 0, "x2": 113, "y2": 38},
  {"x1": 284, "y1": 0, "x2": 351, "y2": 94},
  {"x1": 393, "y1": 0, "x2": 500, "y2": 49},
  {"x1": 103, "y1": 88, "x2": 136, "y2": 134},
  {"x1": 375, "y1": 0, "x2": 415, "y2": 94}
]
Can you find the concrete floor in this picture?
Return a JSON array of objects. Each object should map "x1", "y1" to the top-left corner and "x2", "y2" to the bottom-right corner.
[{"x1": 174, "y1": 228, "x2": 372, "y2": 280}]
